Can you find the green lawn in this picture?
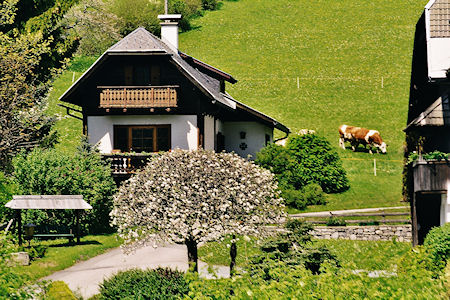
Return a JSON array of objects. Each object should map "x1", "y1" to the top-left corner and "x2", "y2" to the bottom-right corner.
[
  {"x1": 13, "y1": 234, "x2": 121, "y2": 282},
  {"x1": 48, "y1": 0, "x2": 428, "y2": 211},
  {"x1": 179, "y1": 0, "x2": 427, "y2": 211},
  {"x1": 199, "y1": 236, "x2": 411, "y2": 271},
  {"x1": 46, "y1": 56, "x2": 97, "y2": 154}
]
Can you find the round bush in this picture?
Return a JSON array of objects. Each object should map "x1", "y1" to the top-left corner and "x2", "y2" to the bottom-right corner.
[
  {"x1": 424, "y1": 223, "x2": 450, "y2": 273},
  {"x1": 99, "y1": 268, "x2": 189, "y2": 299},
  {"x1": 256, "y1": 133, "x2": 349, "y2": 195}
]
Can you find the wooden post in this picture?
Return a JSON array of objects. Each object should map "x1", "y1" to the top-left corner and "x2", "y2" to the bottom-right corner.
[
  {"x1": 411, "y1": 193, "x2": 419, "y2": 246},
  {"x1": 297, "y1": 77, "x2": 300, "y2": 89},
  {"x1": 75, "y1": 210, "x2": 80, "y2": 244},
  {"x1": 374, "y1": 159, "x2": 377, "y2": 176},
  {"x1": 17, "y1": 209, "x2": 22, "y2": 246}
]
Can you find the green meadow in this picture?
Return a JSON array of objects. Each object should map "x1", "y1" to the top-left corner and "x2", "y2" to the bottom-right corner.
[
  {"x1": 47, "y1": 0, "x2": 429, "y2": 211},
  {"x1": 180, "y1": 0, "x2": 427, "y2": 211}
]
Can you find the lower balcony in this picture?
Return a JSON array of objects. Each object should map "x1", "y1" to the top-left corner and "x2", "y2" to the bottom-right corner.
[
  {"x1": 102, "y1": 153, "x2": 154, "y2": 176},
  {"x1": 413, "y1": 160, "x2": 450, "y2": 192}
]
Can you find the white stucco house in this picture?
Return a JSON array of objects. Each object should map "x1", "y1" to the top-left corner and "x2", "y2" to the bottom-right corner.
[
  {"x1": 405, "y1": 0, "x2": 450, "y2": 245},
  {"x1": 59, "y1": 14, "x2": 289, "y2": 180}
]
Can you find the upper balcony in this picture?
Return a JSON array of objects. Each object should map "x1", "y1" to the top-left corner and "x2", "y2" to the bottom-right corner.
[{"x1": 98, "y1": 86, "x2": 178, "y2": 110}]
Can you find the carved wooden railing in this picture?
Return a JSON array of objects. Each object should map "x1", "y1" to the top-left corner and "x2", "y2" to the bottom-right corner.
[
  {"x1": 98, "y1": 86, "x2": 178, "y2": 108},
  {"x1": 102, "y1": 153, "x2": 154, "y2": 175}
]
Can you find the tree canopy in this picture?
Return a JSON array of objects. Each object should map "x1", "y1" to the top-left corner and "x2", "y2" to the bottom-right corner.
[
  {"x1": 112, "y1": 149, "x2": 285, "y2": 271},
  {"x1": 0, "y1": 0, "x2": 78, "y2": 170}
]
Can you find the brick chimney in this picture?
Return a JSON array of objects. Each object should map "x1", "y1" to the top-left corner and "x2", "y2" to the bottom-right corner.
[{"x1": 158, "y1": 14, "x2": 182, "y2": 52}]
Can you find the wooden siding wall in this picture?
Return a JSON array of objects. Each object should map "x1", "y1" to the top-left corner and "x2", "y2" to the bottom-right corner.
[{"x1": 413, "y1": 161, "x2": 450, "y2": 192}]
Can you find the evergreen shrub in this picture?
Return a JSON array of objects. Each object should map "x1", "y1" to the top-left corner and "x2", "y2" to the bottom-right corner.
[
  {"x1": 424, "y1": 223, "x2": 450, "y2": 274},
  {"x1": 98, "y1": 268, "x2": 189, "y2": 300},
  {"x1": 256, "y1": 133, "x2": 348, "y2": 208}
]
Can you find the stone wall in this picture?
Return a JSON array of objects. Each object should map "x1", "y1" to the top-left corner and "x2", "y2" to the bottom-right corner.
[{"x1": 311, "y1": 225, "x2": 412, "y2": 242}]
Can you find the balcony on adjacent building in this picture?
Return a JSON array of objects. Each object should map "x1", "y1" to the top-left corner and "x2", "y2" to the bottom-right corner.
[
  {"x1": 413, "y1": 159, "x2": 450, "y2": 193},
  {"x1": 98, "y1": 86, "x2": 178, "y2": 109}
]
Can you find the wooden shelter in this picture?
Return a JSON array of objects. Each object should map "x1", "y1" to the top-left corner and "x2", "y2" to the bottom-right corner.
[{"x1": 5, "y1": 195, "x2": 92, "y2": 245}]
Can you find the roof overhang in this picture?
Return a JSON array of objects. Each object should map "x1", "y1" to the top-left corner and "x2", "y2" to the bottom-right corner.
[
  {"x1": 178, "y1": 52, "x2": 237, "y2": 84},
  {"x1": 5, "y1": 195, "x2": 92, "y2": 210}
]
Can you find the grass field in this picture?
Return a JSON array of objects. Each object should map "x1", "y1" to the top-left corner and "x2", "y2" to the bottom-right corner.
[
  {"x1": 199, "y1": 236, "x2": 411, "y2": 270},
  {"x1": 47, "y1": 0, "x2": 428, "y2": 211},
  {"x1": 13, "y1": 234, "x2": 120, "y2": 281},
  {"x1": 179, "y1": 0, "x2": 428, "y2": 211}
]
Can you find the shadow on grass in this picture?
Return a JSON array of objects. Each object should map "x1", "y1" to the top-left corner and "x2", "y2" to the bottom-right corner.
[{"x1": 44, "y1": 240, "x2": 102, "y2": 248}]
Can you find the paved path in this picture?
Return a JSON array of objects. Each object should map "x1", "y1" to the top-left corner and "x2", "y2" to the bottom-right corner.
[
  {"x1": 289, "y1": 206, "x2": 409, "y2": 218},
  {"x1": 44, "y1": 244, "x2": 229, "y2": 299}
]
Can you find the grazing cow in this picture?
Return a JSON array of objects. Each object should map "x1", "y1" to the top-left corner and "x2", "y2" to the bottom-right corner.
[{"x1": 339, "y1": 124, "x2": 387, "y2": 154}]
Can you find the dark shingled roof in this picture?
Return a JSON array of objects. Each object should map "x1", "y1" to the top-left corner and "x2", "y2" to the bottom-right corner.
[{"x1": 60, "y1": 28, "x2": 289, "y2": 133}]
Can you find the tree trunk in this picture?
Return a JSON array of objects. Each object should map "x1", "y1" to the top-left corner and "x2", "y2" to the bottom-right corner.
[
  {"x1": 185, "y1": 238, "x2": 198, "y2": 272},
  {"x1": 230, "y1": 234, "x2": 237, "y2": 277}
]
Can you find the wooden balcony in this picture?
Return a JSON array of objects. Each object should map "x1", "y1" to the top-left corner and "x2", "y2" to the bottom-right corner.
[
  {"x1": 413, "y1": 160, "x2": 450, "y2": 192},
  {"x1": 98, "y1": 86, "x2": 178, "y2": 109},
  {"x1": 102, "y1": 153, "x2": 154, "y2": 175}
]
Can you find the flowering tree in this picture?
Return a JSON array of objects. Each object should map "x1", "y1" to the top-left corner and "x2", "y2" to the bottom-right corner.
[{"x1": 111, "y1": 149, "x2": 285, "y2": 272}]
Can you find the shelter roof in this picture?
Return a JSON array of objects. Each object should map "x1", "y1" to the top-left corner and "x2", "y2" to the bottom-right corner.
[{"x1": 5, "y1": 195, "x2": 92, "y2": 210}]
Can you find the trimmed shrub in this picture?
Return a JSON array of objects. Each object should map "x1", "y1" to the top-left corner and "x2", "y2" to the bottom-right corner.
[
  {"x1": 302, "y1": 183, "x2": 326, "y2": 205},
  {"x1": 45, "y1": 281, "x2": 77, "y2": 300},
  {"x1": 13, "y1": 139, "x2": 117, "y2": 234},
  {"x1": 98, "y1": 268, "x2": 189, "y2": 300},
  {"x1": 282, "y1": 184, "x2": 326, "y2": 210},
  {"x1": 424, "y1": 223, "x2": 450, "y2": 273},
  {"x1": 282, "y1": 189, "x2": 307, "y2": 210}
]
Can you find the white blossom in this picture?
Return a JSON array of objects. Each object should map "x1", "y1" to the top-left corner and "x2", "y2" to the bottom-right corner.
[{"x1": 110, "y1": 149, "x2": 285, "y2": 253}]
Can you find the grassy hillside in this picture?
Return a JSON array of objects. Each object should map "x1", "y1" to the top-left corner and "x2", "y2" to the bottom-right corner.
[
  {"x1": 179, "y1": 0, "x2": 427, "y2": 211},
  {"x1": 47, "y1": 0, "x2": 428, "y2": 211}
]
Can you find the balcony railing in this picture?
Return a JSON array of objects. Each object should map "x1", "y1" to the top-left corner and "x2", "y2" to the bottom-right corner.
[
  {"x1": 102, "y1": 153, "x2": 154, "y2": 175},
  {"x1": 98, "y1": 86, "x2": 178, "y2": 109}
]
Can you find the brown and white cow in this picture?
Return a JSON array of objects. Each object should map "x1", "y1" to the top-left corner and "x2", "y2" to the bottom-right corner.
[{"x1": 339, "y1": 125, "x2": 387, "y2": 154}]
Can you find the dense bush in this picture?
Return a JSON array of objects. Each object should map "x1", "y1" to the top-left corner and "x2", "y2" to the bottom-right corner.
[
  {"x1": 202, "y1": 0, "x2": 220, "y2": 10},
  {"x1": 256, "y1": 133, "x2": 349, "y2": 194},
  {"x1": 326, "y1": 217, "x2": 346, "y2": 227},
  {"x1": 45, "y1": 281, "x2": 77, "y2": 300},
  {"x1": 248, "y1": 219, "x2": 339, "y2": 278},
  {"x1": 0, "y1": 233, "x2": 32, "y2": 299},
  {"x1": 18, "y1": 245, "x2": 48, "y2": 261},
  {"x1": 282, "y1": 183, "x2": 326, "y2": 210},
  {"x1": 187, "y1": 254, "x2": 447, "y2": 299},
  {"x1": 0, "y1": 172, "x2": 19, "y2": 222},
  {"x1": 13, "y1": 139, "x2": 116, "y2": 234},
  {"x1": 424, "y1": 223, "x2": 450, "y2": 274},
  {"x1": 99, "y1": 268, "x2": 189, "y2": 299}
]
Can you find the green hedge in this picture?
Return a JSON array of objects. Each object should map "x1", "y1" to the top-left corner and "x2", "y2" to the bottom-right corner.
[
  {"x1": 424, "y1": 223, "x2": 450, "y2": 274},
  {"x1": 45, "y1": 281, "x2": 77, "y2": 300},
  {"x1": 99, "y1": 268, "x2": 189, "y2": 299}
]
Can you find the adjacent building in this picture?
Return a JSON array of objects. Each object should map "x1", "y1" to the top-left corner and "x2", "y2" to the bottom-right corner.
[{"x1": 405, "y1": 0, "x2": 450, "y2": 245}]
